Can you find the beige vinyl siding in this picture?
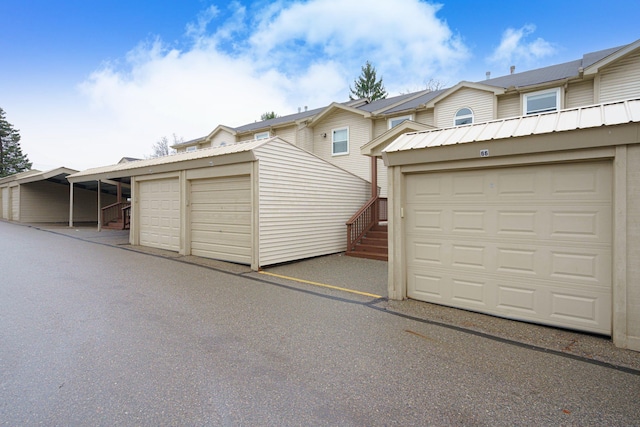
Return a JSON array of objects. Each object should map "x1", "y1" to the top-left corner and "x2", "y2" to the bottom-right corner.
[
  {"x1": 566, "y1": 80, "x2": 595, "y2": 108},
  {"x1": 599, "y1": 50, "x2": 640, "y2": 103},
  {"x1": 210, "y1": 130, "x2": 236, "y2": 147},
  {"x1": 255, "y1": 139, "x2": 370, "y2": 266},
  {"x1": 1, "y1": 187, "x2": 7, "y2": 219},
  {"x1": 376, "y1": 158, "x2": 388, "y2": 197},
  {"x1": 11, "y1": 187, "x2": 19, "y2": 221},
  {"x1": 435, "y1": 88, "x2": 495, "y2": 128},
  {"x1": 312, "y1": 109, "x2": 372, "y2": 182},
  {"x1": 19, "y1": 181, "x2": 110, "y2": 223},
  {"x1": 373, "y1": 118, "x2": 388, "y2": 138},
  {"x1": 497, "y1": 94, "x2": 520, "y2": 119},
  {"x1": 295, "y1": 125, "x2": 314, "y2": 152},
  {"x1": 273, "y1": 124, "x2": 297, "y2": 143},
  {"x1": 414, "y1": 109, "x2": 434, "y2": 127}
]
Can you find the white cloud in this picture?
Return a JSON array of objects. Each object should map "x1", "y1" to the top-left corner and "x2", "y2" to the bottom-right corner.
[
  {"x1": 56, "y1": 0, "x2": 469, "y2": 169},
  {"x1": 488, "y1": 24, "x2": 556, "y2": 68}
]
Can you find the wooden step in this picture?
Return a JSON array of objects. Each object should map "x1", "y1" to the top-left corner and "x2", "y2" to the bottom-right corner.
[
  {"x1": 103, "y1": 220, "x2": 126, "y2": 230},
  {"x1": 346, "y1": 224, "x2": 388, "y2": 261}
]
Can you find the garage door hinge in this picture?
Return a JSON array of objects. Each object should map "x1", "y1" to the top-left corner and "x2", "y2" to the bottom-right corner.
[{"x1": 401, "y1": 207, "x2": 404, "y2": 218}]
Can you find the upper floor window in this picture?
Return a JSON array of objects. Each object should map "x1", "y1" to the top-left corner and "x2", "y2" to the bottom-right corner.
[
  {"x1": 524, "y1": 88, "x2": 561, "y2": 115},
  {"x1": 186, "y1": 146, "x2": 197, "y2": 152},
  {"x1": 254, "y1": 131, "x2": 270, "y2": 140},
  {"x1": 454, "y1": 108, "x2": 474, "y2": 126},
  {"x1": 332, "y1": 127, "x2": 349, "y2": 156},
  {"x1": 388, "y1": 115, "x2": 412, "y2": 129}
]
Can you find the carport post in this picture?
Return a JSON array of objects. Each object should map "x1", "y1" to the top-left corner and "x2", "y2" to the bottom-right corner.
[
  {"x1": 97, "y1": 180, "x2": 102, "y2": 231},
  {"x1": 68, "y1": 182, "x2": 74, "y2": 227}
]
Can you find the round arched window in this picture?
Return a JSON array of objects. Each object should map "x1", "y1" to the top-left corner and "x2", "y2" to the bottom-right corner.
[{"x1": 454, "y1": 108, "x2": 474, "y2": 126}]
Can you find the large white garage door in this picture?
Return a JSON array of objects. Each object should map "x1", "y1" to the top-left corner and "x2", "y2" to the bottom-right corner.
[
  {"x1": 405, "y1": 161, "x2": 612, "y2": 335},
  {"x1": 139, "y1": 178, "x2": 180, "y2": 251},
  {"x1": 190, "y1": 175, "x2": 251, "y2": 265}
]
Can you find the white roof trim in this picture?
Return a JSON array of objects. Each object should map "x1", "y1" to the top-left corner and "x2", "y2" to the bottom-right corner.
[{"x1": 383, "y1": 98, "x2": 640, "y2": 153}]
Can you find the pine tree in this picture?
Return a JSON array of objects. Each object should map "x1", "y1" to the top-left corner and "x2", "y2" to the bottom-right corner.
[
  {"x1": 349, "y1": 61, "x2": 388, "y2": 101},
  {"x1": 0, "y1": 108, "x2": 32, "y2": 177},
  {"x1": 261, "y1": 111, "x2": 279, "y2": 121}
]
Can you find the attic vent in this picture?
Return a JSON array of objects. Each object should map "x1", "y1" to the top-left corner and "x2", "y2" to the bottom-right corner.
[
  {"x1": 510, "y1": 65, "x2": 515, "y2": 74},
  {"x1": 486, "y1": 71, "x2": 491, "y2": 80}
]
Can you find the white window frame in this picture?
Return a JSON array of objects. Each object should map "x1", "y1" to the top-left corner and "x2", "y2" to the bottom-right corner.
[
  {"x1": 254, "y1": 131, "x2": 270, "y2": 140},
  {"x1": 186, "y1": 146, "x2": 197, "y2": 152},
  {"x1": 388, "y1": 115, "x2": 413, "y2": 129},
  {"x1": 454, "y1": 107, "x2": 474, "y2": 126},
  {"x1": 331, "y1": 127, "x2": 349, "y2": 156},
  {"x1": 523, "y1": 88, "x2": 561, "y2": 115}
]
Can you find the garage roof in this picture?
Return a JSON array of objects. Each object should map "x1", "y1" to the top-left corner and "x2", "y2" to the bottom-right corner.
[
  {"x1": 67, "y1": 138, "x2": 273, "y2": 183},
  {"x1": 383, "y1": 98, "x2": 640, "y2": 153}
]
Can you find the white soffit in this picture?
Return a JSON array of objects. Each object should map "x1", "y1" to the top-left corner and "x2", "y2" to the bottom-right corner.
[{"x1": 384, "y1": 98, "x2": 640, "y2": 153}]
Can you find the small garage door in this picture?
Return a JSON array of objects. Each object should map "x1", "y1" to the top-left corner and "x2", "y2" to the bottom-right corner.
[
  {"x1": 190, "y1": 175, "x2": 251, "y2": 265},
  {"x1": 11, "y1": 187, "x2": 19, "y2": 221},
  {"x1": 405, "y1": 161, "x2": 612, "y2": 334},
  {"x1": 139, "y1": 178, "x2": 180, "y2": 251}
]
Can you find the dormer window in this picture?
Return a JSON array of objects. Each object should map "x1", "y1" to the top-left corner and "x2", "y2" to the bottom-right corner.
[
  {"x1": 388, "y1": 115, "x2": 412, "y2": 129},
  {"x1": 186, "y1": 146, "x2": 197, "y2": 152},
  {"x1": 454, "y1": 108, "x2": 474, "y2": 126},
  {"x1": 254, "y1": 131, "x2": 270, "y2": 140},
  {"x1": 524, "y1": 88, "x2": 561, "y2": 115}
]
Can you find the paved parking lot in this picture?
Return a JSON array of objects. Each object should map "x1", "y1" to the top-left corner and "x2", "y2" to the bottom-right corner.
[
  {"x1": 35, "y1": 222, "x2": 640, "y2": 372},
  {"x1": 2, "y1": 221, "x2": 638, "y2": 425}
]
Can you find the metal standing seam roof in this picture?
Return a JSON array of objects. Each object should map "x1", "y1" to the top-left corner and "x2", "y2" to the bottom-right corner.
[
  {"x1": 67, "y1": 138, "x2": 274, "y2": 180},
  {"x1": 383, "y1": 98, "x2": 640, "y2": 153}
]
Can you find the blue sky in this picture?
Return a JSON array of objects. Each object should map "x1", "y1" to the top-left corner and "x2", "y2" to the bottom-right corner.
[{"x1": 1, "y1": 0, "x2": 638, "y2": 170}]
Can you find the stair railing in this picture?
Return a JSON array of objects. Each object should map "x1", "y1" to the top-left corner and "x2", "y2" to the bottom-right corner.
[
  {"x1": 101, "y1": 201, "x2": 131, "y2": 229},
  {"x1": 346, "y1": 196, "x2": 387, "y2": 252}
]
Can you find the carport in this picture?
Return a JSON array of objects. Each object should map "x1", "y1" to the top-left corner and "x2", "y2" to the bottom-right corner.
[
  {"x1": 0, "y1": 167, "x2": 110, "y2": 223},
  {"x1": 383, "y1": 98, "x2": 640, "y2": 351},
  {"x1": 67, "y1": 137, "x2": 371, "y2": 270}
]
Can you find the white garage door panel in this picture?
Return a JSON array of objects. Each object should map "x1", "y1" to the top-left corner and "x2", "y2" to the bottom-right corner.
[
  {"x1": 139, "y1": 178, "x2": 180, "y2": 251},
  {"x1": 11, "y1": 187, "x2": 19, "y2": 221},
  {"x1": 190, "y1": 175, "x2": 251, "y2": 264},
  {"x1": 405, "y1": 162, "x2": 612, "y2": 334}
]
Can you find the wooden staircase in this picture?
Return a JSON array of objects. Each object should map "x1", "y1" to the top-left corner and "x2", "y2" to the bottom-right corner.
[
  {"x1": 102, "y1": 218, "x2": 128, "y2": 230},
  {"x1": 346, "y1": 223, "x2": 388, "y2": 261},
  {"x1": 101, "y1": 202, "x2": 131, "y2": 230}
]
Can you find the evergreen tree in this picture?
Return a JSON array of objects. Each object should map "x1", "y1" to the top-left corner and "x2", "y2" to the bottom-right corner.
[
  {"x1": 0, "y1": 108, "x2": 32, "y2": 177},
  {"x1": 349, "y1": 61, "x2": 388, "y2": 101},
  {"x1": 260, "y1": 111, "x2": 279, "y2": 121}
]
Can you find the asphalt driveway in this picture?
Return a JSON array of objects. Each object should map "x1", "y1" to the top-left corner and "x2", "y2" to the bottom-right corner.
[{"x1": 2, "y1": 221, "x2": 639, "y2": 425}]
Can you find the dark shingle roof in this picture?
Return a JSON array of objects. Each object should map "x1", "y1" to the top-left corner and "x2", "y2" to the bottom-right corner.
[
  {"x1": 183, "y1": 41, "x2": 632, "y2": 145},
  {"x1": 479, "y1": 46, "x2": 624, "y2": 89},
  {"x1": 233, "y1": 107, "x2": 323, "y2": 133}
]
